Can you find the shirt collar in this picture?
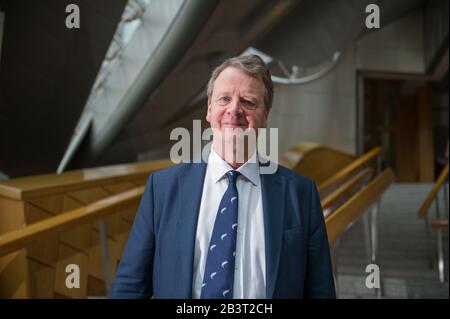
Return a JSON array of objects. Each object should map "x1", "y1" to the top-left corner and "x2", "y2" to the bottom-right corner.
[{"x1": 208, "y1": 147, "x2": 260, "y2": 186}]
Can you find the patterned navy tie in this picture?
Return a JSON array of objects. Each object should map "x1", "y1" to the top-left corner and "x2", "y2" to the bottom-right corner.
[{"x1": 201, "y1": 170, "x2": 240, "y2": 299}]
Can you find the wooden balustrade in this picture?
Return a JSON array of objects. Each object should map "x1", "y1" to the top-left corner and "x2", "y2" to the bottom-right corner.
[
  {"x1": 0, "y1": 159, "x2": 173, "y2": 298},
  {"x1": 0, "y1": 145, "x2": 392, "y2": 298},
  {"x1": 417, "y1": 163, "x2": 449, "y2": 219},
  {"x1": 318, "y1": 147, "x2": 382, "y2": 196},
  {"x1": 280, "y1": 143, "x2": 356, "y2": 184},
  {"x1": 0, "y1": 187, "x2": 145, "y2": 259},
  {"x1": 321, "y1": 168, "x2": 373, "y2": 218},
  {"x1": 280, "y1": 144, "x2": 382, "y2": 200},
  {"x1": 416, "y1": 163, "x2": 449, "y2": 283},
  {"x1": 325, "y1": 168, "x2": 395, "y2": 245}
]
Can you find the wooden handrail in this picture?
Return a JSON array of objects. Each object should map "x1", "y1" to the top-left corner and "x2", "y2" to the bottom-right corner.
[
  {"x1": 0, "y1": 158, "x2": 391, "y2": 257},
  {"x1": 0, "y1": 186, "x2": 145, "y2": 258},
  {"x1": 325, "y1": 168, "x2": 395, "y2": 245},
  {"x1": 417, "y1": 163, "x2": 449, "y2": 219},
  {"x1": 0, "y1": 159, "x2": 173, "y2": 200},
  {"x1": 321, "y1": 167, "x2": 373, "y2": 215},
  {"x1": 318, "y1": 147, "x2": 382, "y2": 193},
  {"x1": 430, "y1": 219, "x2": 449, "y2": 229}
]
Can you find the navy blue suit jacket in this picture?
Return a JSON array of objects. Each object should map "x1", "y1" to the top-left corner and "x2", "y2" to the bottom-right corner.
[{"x1": 111, "y1": 162, "x2": 336, "y2": 298}]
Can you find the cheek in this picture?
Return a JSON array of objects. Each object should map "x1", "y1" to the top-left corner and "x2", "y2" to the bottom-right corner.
[
  {"x1": 209, "y1": 106, "x2": 225, "y2": 124},
  {"x1": 247, "y1": 112, "x2": 266, "y2": 127}
]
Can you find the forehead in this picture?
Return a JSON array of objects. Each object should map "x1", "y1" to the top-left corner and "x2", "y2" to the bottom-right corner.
[{"x1": 213, "y1": 67, "x2": 265, "y2": 97}]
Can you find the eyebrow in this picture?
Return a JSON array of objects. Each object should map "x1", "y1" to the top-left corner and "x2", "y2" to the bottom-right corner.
[
  {"x1": 241, "y1": 95, "x2": 259, "y2": 103},
  {"x1": 214, "y1": 91, "x2": 260, "y2": 102}
]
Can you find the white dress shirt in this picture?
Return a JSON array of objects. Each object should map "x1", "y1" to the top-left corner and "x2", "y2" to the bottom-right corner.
[{"x1": 192, "y1": 148, "x2": 266, "y2": 299}]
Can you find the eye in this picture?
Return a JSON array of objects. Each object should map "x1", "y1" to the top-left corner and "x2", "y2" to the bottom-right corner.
[
  {"x1": 241, "y1": 99, "x2": 256, "y2": 109},
  {"x1": 217, "y1": 96, "x2": 231, "y2": 105}
]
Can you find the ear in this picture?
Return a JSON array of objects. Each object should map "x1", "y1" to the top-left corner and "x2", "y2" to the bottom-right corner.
[{"x1": 206, "y1": 100, "x2": 212, "y2": 123}]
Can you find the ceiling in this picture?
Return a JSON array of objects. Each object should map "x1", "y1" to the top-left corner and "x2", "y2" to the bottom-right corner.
[
  {"x1": 0, "y1": 0, "x2": 127, "y2": 177},
  {"x1": 0, "y1": 0, "x2": 440, "y2": 177},
  {"x1": 85, "y1": 0, "x2": 428, "y2": 169}
]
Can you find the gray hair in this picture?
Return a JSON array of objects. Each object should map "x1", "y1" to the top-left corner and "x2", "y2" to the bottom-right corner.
[{"x1": 207, "y1": 55, "x2": 273, "y2": 109}]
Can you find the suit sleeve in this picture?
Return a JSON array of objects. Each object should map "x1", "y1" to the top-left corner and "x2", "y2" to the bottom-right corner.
[
  {"x1": 111, "y1": 174, "x2": 156, "y2": 299},
  {"x1": 305, "y1": 181, "x2": 337, "y2": 298}
]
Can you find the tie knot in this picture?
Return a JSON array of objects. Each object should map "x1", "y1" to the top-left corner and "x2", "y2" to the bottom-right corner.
[{"x1": 225, "y1": 170, "x2": 240, "y2": 185}]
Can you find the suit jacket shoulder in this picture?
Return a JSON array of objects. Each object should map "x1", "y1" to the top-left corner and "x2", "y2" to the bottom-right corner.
[{"x1": 275, "y1": 164, "x2": 316, "y2": 186}]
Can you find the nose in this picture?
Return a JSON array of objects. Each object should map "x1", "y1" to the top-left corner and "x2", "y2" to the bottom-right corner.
[{"x1": 226, "y1": 98, "x2": 244, "y2": 117}]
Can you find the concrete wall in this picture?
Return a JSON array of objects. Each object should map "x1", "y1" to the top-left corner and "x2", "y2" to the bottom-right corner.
[
  {"x1": 269, "y1": 9, "x2": 425, "y2": 156},
  {"x1": 269, "y1": 45, "x2": 357, "y2": 155},
  {"x1": 356, "y1": 9, "x2": 424, "y2": 74}
]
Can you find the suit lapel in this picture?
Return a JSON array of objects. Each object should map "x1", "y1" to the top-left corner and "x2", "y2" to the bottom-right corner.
[
  {"x1": 177, "y1": 162, "x2": 207, "y2": 298},
  {"x1": 175, "y1": 160, "x2": 286, "y2": 298},
  {"x1": 261, "y1": 168, "x2": 286, "y2": 298}
]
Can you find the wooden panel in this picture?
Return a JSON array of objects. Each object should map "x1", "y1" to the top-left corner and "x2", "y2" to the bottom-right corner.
[
  {"x1": 117, "y1": 203, "x2": 139, "y2": 224},
  {"x1": 104, "y1": 182, "x2": 139, "y2": 227},
  {"x1": 396, "y1": 96, "x2": 419, "y2": 182},
  {"x1": 68, "y1": 188, "x2": 111, "y2": 205},
  {"x1": 87, "y1": 275, "x2": 106, "y2": 297},
  {"x1": 0, "y1": 196, "x2": 25, "y2": 234},
  {"x1": 24, "y1": 204, "x2": 58, "y2": 266},
  {"x1": 69, "y1": 188, "x2": 119, "y2": 239},
  {"x1": 54, "y1": 243, "x2": 88, "y2": 299},
  {"x1": 0, "y1": 199, "x2": 27, "y2": 298},
  {"x1": 0, "y1": 159, "x2": 173, "y2": 200},
  {"x1": 417, "y1": 85, "x2": 435, "y2": 182},
  {"x1": 0, "y1": 188, "x2": 142, "y2": 258},
  {"x1": 280, "y1": 143, "x2": 321, "y2": 169},
  {"x1": 132, "y1": 178, "x2": 148, "y2": 186},
  {"x1": 0, "y1": 196, "x2": 27, "y2": 298},
  {"x1": 27, "y1": 195, "x2": 63, "y2": 215},
  {"x1": 103, "y1": 182, "x2": 136, "y2": 194},
  {"x1": 0, "y1": 250, "x2": 28, "y2": 298},
  {"x1": 59, "y1": 195, "x2": 92, "y2": 251},
  {"x1": 92, "y1": 214, "x2": 120, "y2": 240},
  {"x1": 292, "y1": 145, "x2": 356, "y2": 184},
  {"x1": 27, "y1": 259, "x2": 55, "y2": 298},
  {"x1": 87, "y1": 230, "x2": 118, "y2": 281}
]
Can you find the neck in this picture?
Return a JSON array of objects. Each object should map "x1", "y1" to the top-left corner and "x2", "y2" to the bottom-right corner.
[{"x1": 212, "y1": 140, "x2": 256, "y2": 169}]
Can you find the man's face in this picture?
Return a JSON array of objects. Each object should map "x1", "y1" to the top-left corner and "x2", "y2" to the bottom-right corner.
[{"x1": 206, "y1": 66, "x2": 269, "y2": 138}]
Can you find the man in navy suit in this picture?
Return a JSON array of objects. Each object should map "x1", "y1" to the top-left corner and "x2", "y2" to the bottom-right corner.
[{"x1": 111, "y1": 55, "x2": 336, "y2": 299}]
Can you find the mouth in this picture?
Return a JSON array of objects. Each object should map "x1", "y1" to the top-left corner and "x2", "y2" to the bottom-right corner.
[{"x1": 221, "y1": 123, "x2": 248, "y2": 129}]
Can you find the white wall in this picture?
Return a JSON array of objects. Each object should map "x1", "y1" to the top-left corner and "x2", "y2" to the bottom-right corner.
[
  {"x1": 269, "y1": 45, "x2": 357, "y2": 155},
  {"x1": 269, "y1": 9, "x2": 425, "y2": 156},
  {"x1": 356, "y1": 9, "x2": 424, "y2": 73}
]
